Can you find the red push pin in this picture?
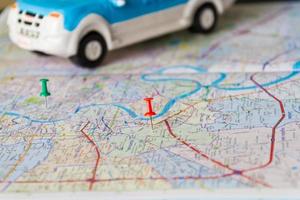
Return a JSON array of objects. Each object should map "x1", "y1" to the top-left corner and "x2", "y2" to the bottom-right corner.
[
  {"x1": 144, "y1": 97, "x2": 156, "y2": 130},
  {"x1": 144, "y1": 97, "x2": 156, "y2": 117}
]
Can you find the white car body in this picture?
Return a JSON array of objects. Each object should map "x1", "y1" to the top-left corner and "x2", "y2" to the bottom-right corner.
[{"x1": 7, "y1": 0, "x2": 235, "y2": 64}]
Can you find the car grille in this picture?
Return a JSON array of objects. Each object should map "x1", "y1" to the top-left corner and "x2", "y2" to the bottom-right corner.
[{"x1": 17, "y1": 10, "x2": 44, "y2": 28}]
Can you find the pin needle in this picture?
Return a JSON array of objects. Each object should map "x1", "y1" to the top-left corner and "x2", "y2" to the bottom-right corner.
[
  {"x1": 144, "y1": 97, "x2": 156, "y2": 131},
  {"x1": 40, "y1": 79, "x2": 51, "y2": 108}
]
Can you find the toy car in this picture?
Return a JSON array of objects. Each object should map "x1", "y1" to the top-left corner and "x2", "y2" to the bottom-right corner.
[{"x1": 7, "y1": 0, "x2": 235, "y2": 68}]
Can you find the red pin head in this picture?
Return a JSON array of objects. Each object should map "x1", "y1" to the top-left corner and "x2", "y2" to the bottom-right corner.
[{"x1": 144, "y1": 97, "x2": 156, "y2": 117}]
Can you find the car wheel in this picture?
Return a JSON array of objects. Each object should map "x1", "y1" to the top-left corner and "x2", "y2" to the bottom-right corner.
[
  {"x1": 70, "y1": 32, "x2": 107, "y2": 69},
  {"x1": 190, "y1": 4, "x2": 218, "y2": 34}
]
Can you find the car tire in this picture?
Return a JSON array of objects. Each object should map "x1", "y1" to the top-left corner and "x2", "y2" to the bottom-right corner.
[
  {"x1": 70, "y1": 32, "x2": 107, "y2": 69},
  {"x1": 190, "y1": 4, "x2": 218, "y2": 34},
  {"x1": 32, "y1": 51, "x2": 50, "y2": 56}
]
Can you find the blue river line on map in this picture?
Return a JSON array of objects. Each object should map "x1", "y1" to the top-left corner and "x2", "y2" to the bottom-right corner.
[{"x1": 1, "y1": 61, "x2": 300, "y2": 124}]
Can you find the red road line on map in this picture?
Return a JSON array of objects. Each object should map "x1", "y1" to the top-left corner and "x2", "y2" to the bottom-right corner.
[
  {"x1": 164, "y1": 120, "x2": 271, "y2": 188},
  {"x1": 0, "y1": 173, "x2": 235, "y2": 184},
  {"x1": 242, "y1": 74, "x2": 286, "y2": 172},
  {"x1": 165, "y1": 120, "x2": 234, "y2": 172},
  {"x1": 1, "y1": 122, "x2": 238, "y2": 186},
  {"x1": 80, "y1": 122, "x2": 101, "y2": 191},
  {"x1": 4, "y1": 76, "x2": 285, "y2": 188}
]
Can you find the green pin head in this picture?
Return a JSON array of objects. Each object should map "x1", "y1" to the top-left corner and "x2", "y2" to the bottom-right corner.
[{"x1": 40, "y1": 79, "x2": 51, "y2": 97}]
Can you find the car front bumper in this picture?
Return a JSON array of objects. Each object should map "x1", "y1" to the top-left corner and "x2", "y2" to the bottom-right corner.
[
  {"x1": 9, "y1": 29, "x2": 74, "y2": 57},
  {"x1": 7, "y1": 7, "x2": 75, "y2": 58}
]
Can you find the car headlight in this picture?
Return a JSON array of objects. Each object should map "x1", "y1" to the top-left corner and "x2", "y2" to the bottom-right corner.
[{"x1": 49, "y1": 12, "x2": 61, "y2": 18}]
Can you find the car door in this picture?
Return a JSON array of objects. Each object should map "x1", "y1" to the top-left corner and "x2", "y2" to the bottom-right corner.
[
  {"x1": 107, "y1": 0, "x2": 144, "y2": 24},
  {"x1": 107, "y1": 0, "x2": 147, "y2": 46},
  {"x1": 138, "y1": 0, "x2": 189, "y2": 28},
  {"x1": 140, "y1": 0, "x2": 188, "y2": 15},
  {"x1": 108, "y1": 0, "x2": 188, "y2": 47}
]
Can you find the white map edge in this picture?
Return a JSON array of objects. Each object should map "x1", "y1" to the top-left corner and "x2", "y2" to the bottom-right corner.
[{"x1": 0, "y1": 189, "x2": 300, "y2": 200}]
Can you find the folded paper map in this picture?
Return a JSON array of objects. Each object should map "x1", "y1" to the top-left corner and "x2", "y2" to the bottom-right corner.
[{"x1": 0, "y1": 2, "x2": 300, "y2": 200}]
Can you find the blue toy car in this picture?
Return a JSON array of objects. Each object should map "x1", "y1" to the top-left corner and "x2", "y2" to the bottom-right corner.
[{"x1": 7, "y1": 0, "x2": 235, "y2": 68}]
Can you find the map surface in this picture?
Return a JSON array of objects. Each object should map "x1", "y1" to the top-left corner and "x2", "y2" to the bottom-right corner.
[{"x1": 1, "y1": 2, "x2": 300, "y2": 199}]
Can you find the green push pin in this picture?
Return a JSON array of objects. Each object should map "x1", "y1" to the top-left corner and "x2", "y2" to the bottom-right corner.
[{"x1": 40, "y1": 79, "x2": 51, "y2": 108}]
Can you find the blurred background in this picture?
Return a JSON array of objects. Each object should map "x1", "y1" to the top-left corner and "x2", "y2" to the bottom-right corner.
[{"x1": 0, "y1": 0, "x2": 13, "y2": 10}]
